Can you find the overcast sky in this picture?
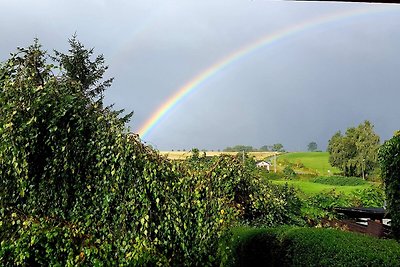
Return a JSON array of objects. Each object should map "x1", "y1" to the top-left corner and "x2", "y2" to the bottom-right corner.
[{"x1": 1, "y1": 0, "x2": 400, "y2": 151}]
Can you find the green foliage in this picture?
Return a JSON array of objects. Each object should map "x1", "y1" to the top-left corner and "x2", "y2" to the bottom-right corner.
[
  {"x1": 307, "y1": 141, "x2": 318, "y2": 152},
  {"x1": 0, "y1": 40, "x2": 164, "y2": 265},
  {"x1": 259, "y1": 145, "x2": 271, "y2": 151},
  {"x1": 303, "y1": 190, "x2": 352, "y2": 221},
  {"x1": 379, "y1": 132, "x2": 400, "y2": 240},
  {"x1": 311, "y1": 176, "x2": 368, "y2": 186},
  {"x1": 53, "y1": 34, "x2": 111, "y2": 100},
  {"x1": 184, "y1": 155, "x2": 303, "y2": 228},
  {"x1": 351, "y1": 186, "x2": 385, "y2": 208},
  {"x1": 259, "y1": 144, "x2": 285, "y2": 152},
  {"x1": 327, "y1": 121, "x2": 380, "y2": 177},
  {"x1": 294, "y1": 160, "x2": 305, "y2": 169},
  {"x1": 0, "y1": 39, "x2": 303, "y2": 265},
  {"x1": 272, "y1": 143, "x2": 285, "y2": 152},
  {"x1": 223, "y1": 145, "x2": 256, "y2": 152},
  {"x1": 224, "y1": 226, "x2": 400, "y2": 267},
  {"x1": 263, "y1": 171, "x2": 284, "y2": 180},
  {"x1": 301, "y1": 186, "x2": 385, "y2": 223},
  {"x1": 283, "y1": 166, "x2": 296, "y2": 179}
]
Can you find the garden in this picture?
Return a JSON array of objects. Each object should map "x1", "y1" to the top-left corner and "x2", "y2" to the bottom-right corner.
[{"x1": 1, "y1": 39, "x2": 400, "y2": 266}]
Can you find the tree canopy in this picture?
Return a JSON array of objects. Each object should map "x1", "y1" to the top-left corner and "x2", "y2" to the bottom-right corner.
[
  {"x1": 307, "y1": 142, "x2": 318, "y2": 152},
  {"x1": 223, "y1": 145, "x2": 255, "y2": 152},
  {"x1": 327, "y1": 121, "x2": 380, "y2": 177}
]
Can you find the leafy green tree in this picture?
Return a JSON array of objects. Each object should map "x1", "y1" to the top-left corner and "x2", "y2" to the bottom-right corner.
[
  {"x1": 379, "y1": 131, "x2": 400, "y2": 240},
  {"x1": 223, "y1": 145, "x2": 255, "y2": 152},
  {"x1": 327, "y1": 121, "x2": 380, "y2": 177},
  {"x1": 307, "y1": 142, "x2": 318, "y2": 152},
  {"x1": 259, "y1": 145, "x2": 272, "y2": 151},
  {"x1": 272, "y1": 143, "x2": 284, "y2": 152}
]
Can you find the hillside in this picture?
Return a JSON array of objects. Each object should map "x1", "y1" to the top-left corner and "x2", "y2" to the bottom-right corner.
[{"x1": 277, "y1": 152, "x2": 340, "y2": 176}]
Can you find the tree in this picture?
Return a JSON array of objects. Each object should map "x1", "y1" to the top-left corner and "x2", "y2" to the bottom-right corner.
[
  {"x1": 0, "y1": 39, "x2": 303, "y2": 266},
  {"x1": 53, "y1": 34, "x2": 132, "y2": 124},
  {"x1": 307, "y1": 142, "x2": 318, "y2": 152},
  {"x1": 327, "y1": 121, "x2": 380, "y2": 177},
  {"x1": 259, "y1": 145, "x2": 272, "y2": 151},
  {"x1": 223, "y1": 145, "x2": 255, "y2": 152},
  {"x1": 379, "y1": 131, "x2": 400, "y2": 240},
  {"x1": 272, "y1": 143, "x2": 284, "y2": 152}
]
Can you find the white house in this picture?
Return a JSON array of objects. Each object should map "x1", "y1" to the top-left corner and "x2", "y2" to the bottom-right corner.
[{"x1": 256, "y1": 161, "x2": 271, "y2": 171}]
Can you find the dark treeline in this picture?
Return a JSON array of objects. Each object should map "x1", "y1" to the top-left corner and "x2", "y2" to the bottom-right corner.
[{"x1": 224, "y1": 144, "x2": 285, "y2": 152}]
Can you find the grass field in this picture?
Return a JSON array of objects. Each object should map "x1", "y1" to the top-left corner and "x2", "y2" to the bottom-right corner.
[
  {"x1": 277, "y1": 152, "x2": 340, "y2": 176},
  {"x1": 271, "y1": 180, "x2": 371, "y2": 196},
  {"x1": 160, "y1": 151, "x2": 278, "y2": 161}
]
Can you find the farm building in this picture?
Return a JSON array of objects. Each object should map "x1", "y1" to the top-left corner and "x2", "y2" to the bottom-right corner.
[{"x1": 256, "y1": 161, "x2": 271, "y2": 171}]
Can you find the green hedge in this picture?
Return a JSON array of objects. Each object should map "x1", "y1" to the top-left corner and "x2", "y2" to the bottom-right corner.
[
  {"x1": 224, "y1": 226, "x2": 400, "y2": 267},
  {"x1": 379, "y1": 132, "x2": 400, "y2": 240},
  {"x1": 311, "y1": 176, "x2": 367, "y2": 186}
]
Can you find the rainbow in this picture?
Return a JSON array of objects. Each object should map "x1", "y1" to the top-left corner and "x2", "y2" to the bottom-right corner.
[{"x1": 138, "y1": 5, "x2": 398, "y2": 139}]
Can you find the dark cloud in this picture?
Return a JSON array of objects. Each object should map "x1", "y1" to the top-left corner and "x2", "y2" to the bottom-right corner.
[{"x1": 1, "y1": 1, "x2": 400, "y2": 151}]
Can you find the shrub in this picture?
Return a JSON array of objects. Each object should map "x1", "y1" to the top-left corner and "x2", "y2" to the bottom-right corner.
[
  {"x1": 225, "y1": 226, "x2": 400, "y2": 267},
  {"x1": 300, "y1": 186, "x2": 385, "y2": 224},
  {"x1": 295, "y1": 160, "x2": 304, "y2": 168},
  {"x1": 283, "y1": 166, "x2": 296, "y2": 179},
  {"x1": 263, "y1": 171, "x2": 283, "y2": 180},
  {"x1": 302, "y1": 189, "x2": 352, "y2": 221},
  {"x1": 351, "y1": 186, "x2": 385, "y2": 207},
  {"x1": 311, "y1": 176, "x2": 368, "y2": 186},
  {"x1": 379, "y1": 132, "x2": 400, "y2": 241}
]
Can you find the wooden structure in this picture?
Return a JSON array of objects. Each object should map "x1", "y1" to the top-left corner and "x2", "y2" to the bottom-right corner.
[{"x1": 323, "y1": 207, "x2": 392, "y2": 238}]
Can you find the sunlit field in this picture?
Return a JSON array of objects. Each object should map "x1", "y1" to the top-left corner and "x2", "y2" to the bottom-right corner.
[
  {"x1": 277, "y1": 152, "x2": 340, "y2": 175},
  {"x1": 160, "y1": 151, "x2": 278, "y2": 161},
  {"x1": 271, "y1": 180, "x2": 371, "y2": 196}
]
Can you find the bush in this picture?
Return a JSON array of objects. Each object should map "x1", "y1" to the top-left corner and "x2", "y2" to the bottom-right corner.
[
  {"x1": 300, "y1": 186, "x2": 385, "y2": 224},
  {"x1": 311, "y1": 176, "x2": 368, "y2": 186},
  {"x1": 225, "y1": 226, "x2": 400, "y2": 267},
  {"x1": 351, "y1": 186, "x2": 385, "y2": 207},
  {"x1": 263, "y1": 171, "x2": 283, "y2": 180},
  {"x1": 283, "y1": 166, "x2": 296, "y2": 179},
  {"x1": 0, "y1": 40, "x2": 303, "y2": 266},
  {"x1": 302, "y1": 189, "x2": 352, "y2": 221},
  {"x1": 379, "y1": 132, "x2": 400, "y2": 240}
]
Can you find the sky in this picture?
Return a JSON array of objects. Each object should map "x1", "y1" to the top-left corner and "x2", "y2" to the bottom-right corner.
[{"x1": 1, "y1": 0, "x2": 400, "y2": 151}]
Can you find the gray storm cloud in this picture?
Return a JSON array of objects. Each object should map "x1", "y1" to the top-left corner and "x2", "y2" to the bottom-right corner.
[{"x1": 1, "y1": 0, "x2": 400, "y2": 151}]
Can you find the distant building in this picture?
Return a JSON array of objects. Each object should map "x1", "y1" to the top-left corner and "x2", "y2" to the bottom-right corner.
[{"x1": 256, "y1": 161, "x2": 271, "y2": 171}]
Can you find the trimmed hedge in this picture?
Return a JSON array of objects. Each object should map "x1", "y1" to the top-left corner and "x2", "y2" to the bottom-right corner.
[
  {"x1": 224, "y1": 226, "x2": 400, "y2": 266},
  {"x1": 311, "y1": 176, "x2": 367, "y2": 186}
]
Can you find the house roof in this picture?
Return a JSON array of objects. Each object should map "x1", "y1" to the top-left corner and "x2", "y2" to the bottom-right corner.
[{"x1": 256, "y1": 161, "x2": 271, "y2": 165}]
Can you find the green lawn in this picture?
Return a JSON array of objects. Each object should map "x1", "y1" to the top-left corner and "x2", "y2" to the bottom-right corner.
[
  {"x1": 271, "y1": 180, "x2": 371, "y2": 196},
  {"x1": 277, "y1": 152, "x2": 340, "y2": 176}
]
